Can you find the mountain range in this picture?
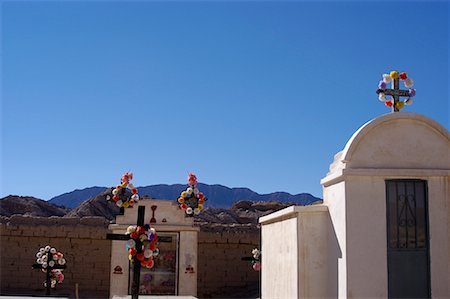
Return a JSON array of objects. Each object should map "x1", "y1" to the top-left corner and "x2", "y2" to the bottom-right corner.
[
  {"x1": 0, "y1": 192, "x2": 301, "y2": 228},
  {"x1": 48, "y1": 184, "x2": 321, "y2": 209}
]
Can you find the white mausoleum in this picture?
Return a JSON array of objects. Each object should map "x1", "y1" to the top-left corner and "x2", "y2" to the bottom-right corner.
[
  {"x1": 260, "y1": 112, "x2": 450, "y2": 298},
  {"x1": 109, "y1": 199, "x2": 198, "y2": 298}
]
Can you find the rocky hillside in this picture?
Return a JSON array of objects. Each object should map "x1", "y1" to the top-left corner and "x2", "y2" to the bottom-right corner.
[
  {"x1": 0, "y1": 195, "x2": 69, "y2": 217},
  {"x1": 64, "y1": 188, "x2": 119, "y2": 220},
  {"x1": 49, "y1": 184, "x2": 321, "y2": 209},
  {"x1": 195, "y1": 200, "x2": 295, "y2": 231},
  {"x1": 1, "y1": 193, "x2": 302, "y2": 227}
]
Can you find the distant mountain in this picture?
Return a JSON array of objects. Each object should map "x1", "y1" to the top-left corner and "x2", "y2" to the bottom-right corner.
[
  {"x1": 49, "y1": 184, "x2": 322, "y2": 209},
  {"x1": 49, "y1": 187, "x2": 108, "y2": 208},
  {"x1": 139, "y1": 183, "x2": 321, "y2": 208},
  {"x1": 0, "y1": 195, "x2": 69, "y2": 217}
]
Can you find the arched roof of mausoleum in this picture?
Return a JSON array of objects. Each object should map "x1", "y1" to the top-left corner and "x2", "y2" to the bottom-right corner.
[{"x1": 325, "y1": 113, "x2": 450, "y2": 181}]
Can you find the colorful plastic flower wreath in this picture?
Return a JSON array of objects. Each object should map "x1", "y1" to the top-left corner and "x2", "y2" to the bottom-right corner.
[
  {"x1": 109, "y1": 172, "x2": 140, "y2": 208},
  {"x1": 377, "y1": 70, "x2": 416, "y2": 111},
  {"x1": 126, "y1": 224, "x2": 159, "y2": 269},
  {"x1": 35, "y1": 246, "x2": 66, "y2": 288},
  {"x1": 177, "y1": 173, "x2": 207, "y2": 216},
  {"x1": 251, "y1": 248, "x2": 261, "y2": 271}
]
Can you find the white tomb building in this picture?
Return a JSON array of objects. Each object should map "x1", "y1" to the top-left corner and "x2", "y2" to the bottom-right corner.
[
  {"x1": 260, "y1": 112, "x2": 450, "y2": 298},
  {"x1": 109, "y1": 199, "x2": 199, "y2": 298}
]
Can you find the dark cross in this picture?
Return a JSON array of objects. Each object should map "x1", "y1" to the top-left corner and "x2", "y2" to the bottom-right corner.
[
  {"x1": 32, "y1": 252, "x2": 66, "y2": 295},
  {"x1": 107, "y1": 205, "x2": 145, "y2": 299},
  {"x1": 377, "y1": 77, "x2": 410, "y2": 112}
]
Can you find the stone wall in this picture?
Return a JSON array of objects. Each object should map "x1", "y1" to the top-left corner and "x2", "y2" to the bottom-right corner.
[
  {"x1": 0, "y1": 216, "x2": 260, "y2": 298},
  {"x1": 0, "y1": 215, "x2": 111, "y2": 298},
  {"x1": 197, "y1": 224, "x2": 260, "y2": 298}
]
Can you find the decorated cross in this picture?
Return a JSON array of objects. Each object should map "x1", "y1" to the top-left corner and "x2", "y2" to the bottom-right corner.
[
  {"x1": 376, "y1": 71, "x2": 416, "y2": 112},
  {"x1": 107, "y1": 206, "x2": 145, "y2": 299},
  {"x1": 177, "y1": 173, "x2": 207, "y2": 216},
  {"x1": 241, "y1": 248, "x2": 261, "y2": 271},
  {"x1": 32, "y1": 246, "x2": 66, "y2": 296},
  {"x1": 106, "y1": 206, "x2": 159, "y2": 299}
]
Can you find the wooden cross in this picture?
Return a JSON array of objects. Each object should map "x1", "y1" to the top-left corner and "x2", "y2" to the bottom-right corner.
[
  {"x1": 32, "y1": 253, "x2": 66, "y2": 295},
  {"x1": 107, "y1": 205, "x2": 145, "y2": 299},
  {"x1": 380, "y1": 77, "x2": 410, "y2": 112}
]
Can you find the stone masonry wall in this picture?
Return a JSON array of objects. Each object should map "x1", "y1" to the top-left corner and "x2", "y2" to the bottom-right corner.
[
  {"x1": 0, "y1": 216, "x2": 260, "y2": 299},
  {"x1": 197, "y1": 224, "x2": 260, "y2": 298},
  {"x1": 0, "y1": 216, "x2": 111, "y2": 298}
]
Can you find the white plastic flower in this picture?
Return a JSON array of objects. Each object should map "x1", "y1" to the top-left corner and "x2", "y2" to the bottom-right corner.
[
  {"x1": 404, "y1": 78, "x2": 414, "y2": 88},
  {"x1": 144, "y1": 249, "x2": 153, "y2": 258}
]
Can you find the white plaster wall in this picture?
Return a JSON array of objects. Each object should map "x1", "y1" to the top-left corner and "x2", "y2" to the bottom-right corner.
[
  {"x1": 115, "y1": 199, "x2": 194, "y2": 227},
  {"x1": 110, "y1": 240, "x2": 131, "y2": 298},
  {"x1": 427, "y1": 176, "x2": 450, "y2": 298},
  {"x1": 322, "y1": 181, "x2": 347, "y2": 299},
  {"x1": 297, "y1": 209, "x2": 328, "y2": 298},
  {"x1": 178, "y1": 231, "x2": 198, "y2": 296},
  {"x1": 260, "y1": 206, "x2": 329, "y2": 299},
  {"x1": 261, "y1": 211, "x2": 299, "y2": 299},
  {"x1": 345, "y1": 177, "x2": 387, "y2": 298}
]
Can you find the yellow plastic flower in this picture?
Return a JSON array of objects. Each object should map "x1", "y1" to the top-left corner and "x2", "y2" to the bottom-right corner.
[
  {"x1": 390, "y1": 71, "x2": 399, "y2": 79},
  {"x1": 181, "y1": 191, "x2": 187, "y2": 198},
  {"x1": 396, "y1": 101, "x2": 405, "y2": 110},
  {"x1": 122, "y1": 201, "x2": 129, "y2": 208},
  {"x1": 198, "y1": 204, "x2": 204, "y2": 211}
]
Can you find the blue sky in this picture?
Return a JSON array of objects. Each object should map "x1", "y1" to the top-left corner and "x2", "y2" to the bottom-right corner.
[{"x1": 1, "y1": 0, "x2": 449, "y2": 201}]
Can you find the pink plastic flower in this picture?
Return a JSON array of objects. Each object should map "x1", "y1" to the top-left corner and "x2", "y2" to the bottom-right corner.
[
  {"x1": 252, "y1": 262, "x2": 261, "y2": 271},
  {"x1": 121, "y1": 172, "x2": 133, "y2": 184},
  {"x1": 187, "y1": 172, "x2": 197, "y2": 186}
]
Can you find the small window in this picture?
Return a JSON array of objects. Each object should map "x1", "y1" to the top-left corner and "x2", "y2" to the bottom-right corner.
[{"x1": 386, "y1": 180, "x2": 428, "y2": 249}]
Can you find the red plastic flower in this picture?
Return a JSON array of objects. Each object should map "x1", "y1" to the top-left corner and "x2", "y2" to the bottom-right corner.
[
  {"x1": 385, "y1": 100, "x2": 393, "y2": 107},
  {"x1": 399, "y1": 72, "x2": 408, "y2": 80}
]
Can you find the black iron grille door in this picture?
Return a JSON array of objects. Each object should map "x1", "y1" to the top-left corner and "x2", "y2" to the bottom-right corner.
[{"x1": 386, "y1": 180, "x2": 430, "y2": 299}]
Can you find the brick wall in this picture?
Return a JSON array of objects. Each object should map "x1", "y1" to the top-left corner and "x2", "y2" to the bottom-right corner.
[
  {"x1": 0, "y1": 216, "x2": 260, "y2": 298},
  {"x1": 0, "y1": 216, "x2": 111, "y2": 298}
]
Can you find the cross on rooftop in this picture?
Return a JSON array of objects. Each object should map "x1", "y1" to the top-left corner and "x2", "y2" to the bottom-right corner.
[
  {"x1": 107, "y1": 205, "x2": 145, "y2": 299},
  {"x1": 377, "y1": 77, "x2": 410, "y2": 112}
]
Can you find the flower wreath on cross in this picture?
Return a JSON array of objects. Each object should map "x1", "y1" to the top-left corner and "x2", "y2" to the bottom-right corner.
[
  {"x1": 35, "y1": 246, "x2": 66, "y2": 288},
  {"x1": 126, "y1": 224, "x2": 159, "y2": 269},
  {"x1": 177, "y1": 173, "x2": 207, "y2": 216},
  {"x1": 108, "y1": 172, "x2": 140, "y2": 208},
  {"x1": 376, "y1": 70, "x2": 416, "y2": 111},
  {"x1": 250, "y1": 248, "x2": 261, "y2": 271}
]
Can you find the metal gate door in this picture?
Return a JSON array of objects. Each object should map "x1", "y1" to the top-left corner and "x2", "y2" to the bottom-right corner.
[{"x1": 386, "y1": 180, "x2": 430, "y2": 298}]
